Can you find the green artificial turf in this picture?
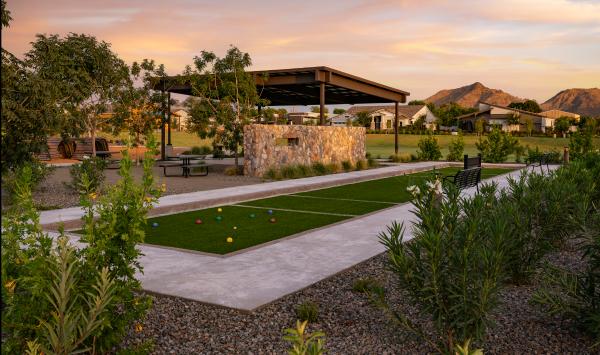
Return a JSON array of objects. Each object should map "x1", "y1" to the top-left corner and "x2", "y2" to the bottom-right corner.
[{"x1": 141, "y1": 167, "x2": 514, "y2": 254}]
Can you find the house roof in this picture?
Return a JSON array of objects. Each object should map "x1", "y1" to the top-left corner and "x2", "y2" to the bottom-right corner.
[
  {"x1": 457, "y1": 109, "x2": 491, "y2": 120},
  {"x1": 540, "y1": 109, "x2": 580, "y2": 119},
  {"x1": 346, "y1": 104, "x2": 425, "y2": 117},
  {"x1": 480, "y1": 102, "x2": 546, "y2": 118}
]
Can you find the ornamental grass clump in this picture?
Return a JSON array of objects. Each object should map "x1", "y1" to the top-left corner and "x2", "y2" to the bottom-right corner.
[
  {"x1": 296, "y1": 301, "x2": 319, "y2": 322},
  {"x1": 375, "y1": 179, "x2": 507, "y2": 353}
]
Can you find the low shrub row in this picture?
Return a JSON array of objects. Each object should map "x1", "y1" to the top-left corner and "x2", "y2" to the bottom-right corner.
[{"x1": 263, "y1": 159, "x2": 372, "y2": 180}]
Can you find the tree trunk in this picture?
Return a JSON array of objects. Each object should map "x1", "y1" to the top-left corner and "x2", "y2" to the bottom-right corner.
[
  {"x1": 91, "y1": 128, "x2": 96, "y2": 157},
  {"x1": 234, "y1": 143, "x2": 239, "y2": 174}
]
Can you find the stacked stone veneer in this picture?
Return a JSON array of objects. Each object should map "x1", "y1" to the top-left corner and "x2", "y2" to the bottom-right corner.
[{"x1": 243, "y1": 124, "x2": 366, "y2": 177}]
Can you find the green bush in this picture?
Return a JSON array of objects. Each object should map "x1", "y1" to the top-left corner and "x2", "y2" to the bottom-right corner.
[
  {"x1": 476, "y1": 128, "x2": 519, "y2": 163},
  {"x1": 298, "y1": 164, "x2": 314, "y2": 177},
  {"x1": 311, "y1": 162, "x2": 327, "y2": 176},
  {"x1": 281, "y1": 165, "x2": 303, "y2": 179},
  {"x1": 325, "y1": 163, "x2": 339, "y2": 174},
  {"x1": 67, "y1": 156, "x2": 107, "y2": 193},
  {"x1": 526, "y1": 147, "x2": 561, "y2": 164},
  {"x1": 296, "y1": 301, "x2": 319, "y2": 322},
  {"x1": 569, "y1": 129, "x2": 594, "y2": 160},
  {"x1": 352, "y1": 277, "x2": 383, "y2": 293},
  {"x1": 355, "y1": 160, "x2": 367, "y2": 171},
  {"x1": 341, "y1": 160, "x2": 353, "y2": 172},
  {"x1": 2, "y1": 159, "x2": 54, "y2": 203},
  {"x1": 389, "y1": 153, "x2": 412, "y2": 163},
  {"x1": 532, "y1": 205, "x2": 600, "y2": 347},
  {"x1": 446, "y1": 134, "x2": 465, "y2": 161},
  {"x1": 283, "y1": 320, "x2": 326, "y2": 355},
  {"x1": 367, "y1": 157, "x2": 379, "y2": 168},
  {"x1": 375, "y1": 180, "x2": 507, "y2": 353},
  {"x1": 416, "y1": 134, "x2": 442, "y2": 161},
  {"x1": 264, "y1": 167, "x2": 280, "y2": 180},
  {"x1": 190, "y1": 145, "x2": 212, "y2": 155}
]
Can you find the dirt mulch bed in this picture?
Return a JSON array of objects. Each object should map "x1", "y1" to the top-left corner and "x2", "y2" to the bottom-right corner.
[{"x1": 121, "y1": 246, "x2": 595, "y2": 354}]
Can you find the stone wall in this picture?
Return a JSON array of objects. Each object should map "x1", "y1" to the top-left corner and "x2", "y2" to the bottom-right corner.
[{"x1": 243, "y1": 124, "x2": 366, "y2": 177}]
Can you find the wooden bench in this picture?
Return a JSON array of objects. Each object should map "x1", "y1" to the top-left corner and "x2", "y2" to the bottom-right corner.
[{"x1": 444, "y1": 167, "x2": 482, "y2": 192}]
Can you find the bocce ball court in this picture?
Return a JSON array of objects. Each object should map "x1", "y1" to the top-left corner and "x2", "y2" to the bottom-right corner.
[{"x1": 142, "y1": 167, "x2": 512, "y2": 254}]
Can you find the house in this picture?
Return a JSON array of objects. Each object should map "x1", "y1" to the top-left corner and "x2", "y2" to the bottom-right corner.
[
  {"x1": 171, "y1": 109, "x2": 189, "y2": 131},
  {"x1": 345, "y1": 105, "x2": 438, "y2": 131},
  {"x1": 459, "y1": 102, "x2": 580, "y2": 133},
  {"x1": 287, "y1": 112, "x2": 321, "y2": 125},
  {"x1": 539, "y1": 110, "x2": 580, "y2": 132},
  {"x1": 330, "y1": 113, "x2": 355, "y2": 126}
]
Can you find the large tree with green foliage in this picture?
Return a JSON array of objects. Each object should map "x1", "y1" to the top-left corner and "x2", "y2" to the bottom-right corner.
[
  {"x1": 333, "y1": 108, "x2": 346, "y2": 114},
  {"x1": 26, "y1": 33, "x2": 132, "y2": 156},
  {"x1": 355, "y1": 111, "x2": 372, "y2": 128},
  {"x1": 554, "y1": 117, "x2": 571, "y2": 137},
  {"x1": 183, "y1": 46, "x2": 265, "y2": 171},
  {"x1": 508, "y1": 99, "x2": 541, "y2": 113},
  {"x1": 431, "y1": 102, "x2": 477, "y2": 127}
]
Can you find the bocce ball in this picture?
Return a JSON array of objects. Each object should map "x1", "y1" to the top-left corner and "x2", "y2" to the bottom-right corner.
[
  {"x1": 226, "y1": 237, "x2": 233, "y2": 243},
  {"x1": 215, "y1": 216, "x2": 223, "y2": 222},
  {"x1": 217, "y1": 208, "x2": 223, "y2": 213},
  {"x1": 233, "y1": 226, "x2": 237, "y2": 230},
  {"x1": 152, "y1": 222, "x2": 159, "y2": 228},
  {"x1": 269, "y1": 217, "x2": 277, "y2": 223},
  {"x1": 249, "y1": 213, "x2": 256, "y2": 219},
  {"x1": 195, "y1": 219, "x2": 203, "y2": 225},
  {"x1": 267, "y1": 209, "x2": 274, "y2": 215}
]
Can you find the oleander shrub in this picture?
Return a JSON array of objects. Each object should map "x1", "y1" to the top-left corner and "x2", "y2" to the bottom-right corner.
[
  {"x1": 68, "y1": 156, "x2": 107, "y2": 193},
  {"x1": 296, "y1": 301, "x2": 319, "y2": 322},
  {"x1": 532, "y1": 205, "x2": 600, "y2": 348},
  {"x1": 374, "y1": 179, "x2": 508, "y2": 353},
  {"x1": 341, "y1": 160, "x2": 353, "y2": 172},
  {"x1": 283, "y1": 320, "x2": 326, "y2": 355},
  {"x1": 416, "y1": 134, "x2": 442, "y2": 161}
]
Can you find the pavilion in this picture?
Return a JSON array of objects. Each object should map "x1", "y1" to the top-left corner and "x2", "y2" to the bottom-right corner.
[{"x1": 154, "y1": 66, "x2": 409, "y2": 159}]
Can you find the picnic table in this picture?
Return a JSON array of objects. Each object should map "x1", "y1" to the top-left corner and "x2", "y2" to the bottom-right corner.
[
  {"x1": 159, "y1": 154, "x2": 211, "y2": 178},
  {"x1": 84, "y1": 150, "x2": 112, "y2": 159}
]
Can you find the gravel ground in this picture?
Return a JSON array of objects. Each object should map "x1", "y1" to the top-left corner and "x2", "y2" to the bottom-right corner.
[
  {"x1": 121, "y1": 245, "x2": 595, "y2": 354},
  {"x1": 3, "y1": 163, "x2": 264, "y2": 210}
]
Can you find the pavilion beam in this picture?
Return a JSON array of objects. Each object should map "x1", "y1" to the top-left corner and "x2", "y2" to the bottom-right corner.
[
  {"x1": 160, "y1": 89, "x2": 166, "y2": 160},
  {"x1": 329, "y1": 74, "x2": 406, "y2": 103},
  {"x1": 394, "y1": 101, "x2": 399, "y2": 155},
  {"x1": 167, "y1": 92, "x2": 172, "y2": 146},
  {"x1": 320, "y1": 82, "x2": 325, "y2": 125}
]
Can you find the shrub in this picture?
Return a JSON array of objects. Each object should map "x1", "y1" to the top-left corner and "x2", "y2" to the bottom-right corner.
[
  {"x1": 296, "y1": 301, "x2": 319, "y2": 322},
  {"x1": 325, "y1": 163, "x2": 340, "y2": 174},
  {"x1": 389, "y1": 153, "x2": 412, "y2": 163},
  {"x1": 311, "y1": 162, "x2": 327, "y2": 176},
  {"x1": 416, "y1": 134, "x2": 442, "y2": 161},
  {"x1": 367, "y1": 157, "x2": 379, "y2": 168},
  {"x1": 569, "y1": 129, "x2": 594, "y2": 160},
  {"x1": 355, "y1": 160, "x2": 367, "y2": 171},
  {"x1": 341, "y1": 160, "x2": 353, "y2": 172},
  {"x1": 281, "y1": 165, "x2": 302, "y2": 179},
  {"x1": 476, "y1": 128, "x2": 519, "y2": 163},
  {"x1": 283, "y1": 320, "x2": 326, "y2": 355},
  {"x1": 352, "y1": 277, "x2": 383, "y2": 293},
  {"x1": 446, "y1": 134, "x2": 465, "y2": 161},
  {"x1": 224, "y1": 166, "x2": 238, "y2": 176},
  {"x1": 532, "y1": 206, "x2": 600, "y2": 347},
  {"x1": 526, "y1": 147, "x2": 561, "y2": 164},
  {"x1": 190, "y1": 145, "x2": 212, "y2": 155},
  {"x1": 264, "y1": 167, "x2": 279, "y2": 180},
  {"x1": 298, "y1": 164, "x2": 314, "y2": 177},
  {"x1": 2, "y1": 159, "x2": 54, "y2": 203},
  {"x1": 67, "y1": 156, "x2": 107, "y2": 193},
  {"x1": 375, "y1": 180, "x2": 507, "y2": 353}
]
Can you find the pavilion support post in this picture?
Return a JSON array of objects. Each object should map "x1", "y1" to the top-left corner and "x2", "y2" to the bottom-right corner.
[
  {"x1": 319, "y1": 82, "x2": 325, "y2": 125},
  {"x1": 394, "y1": 101, "x2": 399, "y2": 155},
  {"x1": 167, "y1": 92, "x2": 172, "y2": 146},
  {"x1": 160, "y1": 90, "x2": 166, "y2": 161},
  {"x1": 257, "y1": 104, "x2": 262, "y2": 124}
]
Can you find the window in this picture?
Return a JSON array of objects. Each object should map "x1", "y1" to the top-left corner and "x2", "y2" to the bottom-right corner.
[
  {"x1": 276, "y1": 137, "x2": 299, "y2": 147},
  {"x1": 386, "y1": 120, "x2": 392, "y2": 129}
]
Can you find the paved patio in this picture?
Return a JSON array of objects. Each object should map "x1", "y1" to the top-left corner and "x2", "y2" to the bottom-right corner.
[{"x1": 45, "y1": 163, "x2": 548, "y2": 311}]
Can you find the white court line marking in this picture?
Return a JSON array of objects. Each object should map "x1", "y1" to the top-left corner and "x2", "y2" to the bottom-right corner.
[
  {"x1": 287, "y1": 194, "x2": 398, "y2": 205},
  {"x1": 232, "y1": 204, "x2": 357, "y2": 217}
]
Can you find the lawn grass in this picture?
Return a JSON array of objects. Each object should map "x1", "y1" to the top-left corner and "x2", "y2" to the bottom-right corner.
[
  {"x1": 366, "y1": 133, "x2": 600, "y2": 160},
  {"x1": 141, "y1": 167, "x2": 513, "y2": 254}
]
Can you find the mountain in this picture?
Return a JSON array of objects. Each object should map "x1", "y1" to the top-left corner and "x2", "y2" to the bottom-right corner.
[
  {"x1": 425, "y1": 82, "x2": 523, "y2": 108},
  {"x1": 541, "y1": 88, "x2": 600, "y2": 117}
]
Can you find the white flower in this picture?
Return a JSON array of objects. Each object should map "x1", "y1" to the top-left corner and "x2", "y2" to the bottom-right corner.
[
  {"x1": 426, "y1": 178, "x2": 443, "y2": 195},
  {"x1": 407, "y1": 185, "x2": 420, "y2": 197}
]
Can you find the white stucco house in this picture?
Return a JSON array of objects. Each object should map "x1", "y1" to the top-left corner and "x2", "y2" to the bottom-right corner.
[{"x1": 345, "y1": 104, "x2": 438, "y2": 131}]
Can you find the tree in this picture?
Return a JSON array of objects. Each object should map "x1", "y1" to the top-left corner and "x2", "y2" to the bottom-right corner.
[
  {"x1": 1, "y1": 3, "x2": 70, "y2": 170},
  {"x1": 476, "y1": 128, "x2": 520, "y2": 163},
  {"x1": 26, "y1": 34, "x2": 132, "y2": 156},
  {"x1": 183, "y1": 46, "x2": 265, "y2": 172},
  {"x1": 475, "y1": 119, "x2": 485, "y2": 136},
  {"x1": 432, "y1": 102, "x2": 477, "y2": 127},
  {"x1": 523, "y1": 116, "x2": 534, "y2": 136},
  {"x1": 408, "y1": 100, "x2": 426, "y2": 106},
  {"x1": 311, "y1": 106, "x2": 329, "y2": 114},
  {"x1": 355, "y1": 111, "x2": 372, "y2": 128},
  {"x1": 554, "y1": 117, "x2": 571, "y2": 137},
  {"x1": 333, "y1": 108, "x2": 346, "y2": 114},
  {"x1": 508, "y1": 99, "x2": 541, "y2": 113}
]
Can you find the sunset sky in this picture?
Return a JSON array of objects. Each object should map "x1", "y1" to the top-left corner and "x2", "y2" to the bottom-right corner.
[{"x1": 2, "y1": 0, "x2": 599, "y2": 103}]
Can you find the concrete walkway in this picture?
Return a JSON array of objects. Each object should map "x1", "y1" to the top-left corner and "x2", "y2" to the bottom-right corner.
[{"x1": 43, "y1": 164, "x2": 552, "y2": 311}]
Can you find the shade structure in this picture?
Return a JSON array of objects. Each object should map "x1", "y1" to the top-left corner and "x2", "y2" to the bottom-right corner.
[{"x1": 153, "y1": 66, "x2": 409, "y2": 158}]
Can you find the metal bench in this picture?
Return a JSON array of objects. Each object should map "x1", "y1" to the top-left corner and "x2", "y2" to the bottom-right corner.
[
  {"x1": 463, "y1": 154, "x2": 482, "y2": 170},
  {"x1": 525, "y1": 152, "x2": 551, "y2": 174},
  {"x1": 443, "y1": 167, "x2": 482, "y2": 192}
]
